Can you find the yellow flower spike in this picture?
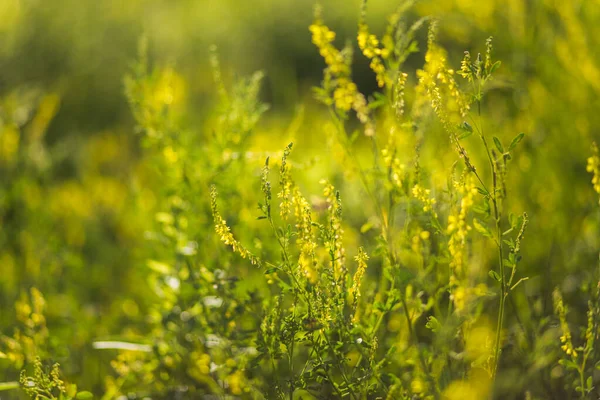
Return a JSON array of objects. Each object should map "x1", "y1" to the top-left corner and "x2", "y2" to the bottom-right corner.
[
  {"x1": 351, "y1": 247, "x2": 369, "y2": 306},
  {"x1": 412, "y1": 184, "x2": 438, "y2": 217},
  {"x1": 553, "y1": 289, "x2": 578, "y2": 359},
  {"x1": 587, "y1": 142, "x2": 600, "y2": 202},
  {"x1": 210, "y1": 185, "x2": 260, "y2": 265},
  {"x1": 293, "y1": 187, "x2": 318, "y2": 284},
  {"x1": 357, "y1": 23, "x2": 388, "y2": 87}
]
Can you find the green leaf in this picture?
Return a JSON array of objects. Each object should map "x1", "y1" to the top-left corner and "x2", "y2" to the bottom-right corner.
[
  {"x1": 559, "y1": 359, "x2": 579, "y2": 371},
  {"x1": 488, "y1": 270, "x2": 501, "y2": 282},
  {"x1": 474, "y1": 218, "x2": 494, "y2": 239},
  {"x1": 493, "y1": 136, "x2": 504, "y2": 153},
  {"x1": 360, "y1": 221, "x2": 374, "y2": 233},
  {"x1": 458, "y1": 122, "x2": 473, "y2": 139},
  {"x1": 476, "y1": 187, "x2": 489, "y2": 196},
  {"x1": 489, "y1": 60, "x2": 501, "y2": 74},
  {"x1": 264, "y1": 267, "x2": 278, "y2": 275},
  {"x1": 508, "y1": 212, "x2": 517, "y2": 228},
  {"x1": 76, "y1": 392, "x2": 94, "y2": 399},
  {"x1": 0, "y1": 382, "x2": 19, "y2": 391},
  {"x1": 425, "y1": 316, "x2": 441, "y2": 333},
  {"x1": 509, "y1": 133, "x2": 525, "y2": 151},
  {"x1": 458, "y1": 130, "x2": 473, "y2": 140},
  {"x1": 368, "y1": 92, "x2": 387, "y2": 110},
  {"x1": 146, "y1": 260, "x2": 171, "y2": 274}
]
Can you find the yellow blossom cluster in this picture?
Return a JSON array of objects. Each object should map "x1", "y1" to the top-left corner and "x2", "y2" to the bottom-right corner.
[
  {"x1": 357, "y1": 23, "x2": 389, "y2": 87},
  {"x1": 226, "y1": 370, "x2": 247, "y2": 395},
  {"x1": 332, "y1": 80, "x2": 359, "y2": 113},
  {"x1": 351, "y1": 247, "x2": 369, "y2": 303},
  {"x1": 109, "y1": 351, "x2": 156, "y2": 385},
  {"x1": 278, "y1": 144, "x2": 293, "y2": 220},
  {"x1": 417, "y1": 24, "x2": 470, "y2": 121},
  {"x1": 412, "y1": 184, "x2": 437, "y2": 217},
  {"x1": 411, "y1": 230, "x2": 430, "y2": 254},
  {"x1": 393, "y1": 72, "x2": 408, "y2": 117},
  {"x1": 309, "y1": 20, "x2": 357, "y2": 112},
  {"x1": 450, "y1": 279, "x2": 489, "y2": 313},
  {"x1": 587, "y1": 142, "x2": 600, "y2": 202},
  {"x1": 553, "y1": 289, "x2": 578, "y2": 358},
  {"x1": 382, "y1": 131, "x2": 406, "y2": 191},
  {"x1": 191, "y1": 351, "x2": 211, "y2": 375},
  {"x1": 1, "y1": 288, "x2": 49, "y2": 369},
  {"x1": 322, "y1": 180, "x2": 346, "y2": 280},
  {"x1": 309, "y1": 21, "x2": 347, "y2": 75},
  {"x1": 459, "y1": 51, "x2": 474, "y2": 82},
  {"x1": 310, "y1": 14, "x2": 373, "y2": 136},
  {"x1": 210, "y1": 186, "x2": 260, "y2": 265},
  {"x1": 447, "y1": 174, "x2": 478, "y2": 275},
  {"x1": 293, "y1": 188, "x2": 318, "y2": 283}
]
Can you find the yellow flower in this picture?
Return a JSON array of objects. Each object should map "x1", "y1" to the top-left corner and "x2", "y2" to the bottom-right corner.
[
  {"x1": 412, "y1": 184, "x2": 437, "y2": 216},
  {"x1": 447, "y1": 173, "x2": 477, "y2": 275},
  {"x1": 351, "y1": 247, "x2": 369, "y2": 304},
  {"x1": 210, "y1": 186, "x2": 260, "y2": 265},
  {"x1": 587, "y1": 142, "x2": 600, "y2": 202},
  {"x1": 553, "y1": 289, "x2": 578, "y2": 359},
  {"x1": 357, "y1": 23, "x2": 388, "y2": 87}
]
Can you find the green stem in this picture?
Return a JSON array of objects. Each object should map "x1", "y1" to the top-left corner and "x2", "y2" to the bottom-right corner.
[{"x1": 477, "y1": 94, "x2": 506, "y2": 382}]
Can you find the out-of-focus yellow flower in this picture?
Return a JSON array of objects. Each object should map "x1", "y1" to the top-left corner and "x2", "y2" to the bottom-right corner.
[
  {"x1": 153, "y1": 68, "x2": 186, "y2": 108},
  {"x1": 412, "y1": 184, "x2": 438, "y2": 217},
  {"x1": 332, "y1": 80, "x2": 358, "y2": 112},
  {"x1": 351, "y1": 247, "x2": 369, "y2": 306},
  {"x1": 553, "y1": 289, "x2": 578, "y2": 358},
  {"x1": 447, "y1": 174, "x2": 477, "y2": 275},
  {"x1": 411, "y1": 377, "x2": 425, "y2": 394},
  {"x1": 443, "y1": 368, "x2": 491, "y2": 400},
  {"x1": 293, "y1": 188, "x2": 318, "y2": 284},
  {"x1": 210, "y1": 186, "x2": 260, "y2": 265},
  {"x1": 357, "y1": 23, "x2": 388, "y2": 87},
  {"x1": 0, "y1": 125, "x2": 19, "y2": 164},
  {"x1": 587, "y1": 142, "x2": 600, "y2": 201},
  {"x1": 227, "y1": 370, "x2": 246, "y2": 395},
  {"x1": 0, "y1": 0, "x2": 21, "y2": 32},
  {"x1": 310, "y1": 12, "x2": 373, "y2": 134}
]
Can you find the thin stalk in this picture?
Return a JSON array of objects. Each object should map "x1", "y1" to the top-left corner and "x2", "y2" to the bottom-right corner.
[
  {"x1": 289, "y1": 293, "x2": 297, "y2": 400},
  {"x1": 399, "y1": 288, "x2": 440, "y2": 398},
  {"x1": 322, "y1": 332, "x2": 359, "y2": 400},
  {"x1": 310, "y1": 333, "x2": 355, "y2": 400},
  {"x1": 474, "y1": 95, "x2": 506, "y2": 382}
]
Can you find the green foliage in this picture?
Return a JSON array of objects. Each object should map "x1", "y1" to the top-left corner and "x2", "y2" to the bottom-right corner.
[{"x1": 19, "y1": 357, "x2": 92, "y2": 400}]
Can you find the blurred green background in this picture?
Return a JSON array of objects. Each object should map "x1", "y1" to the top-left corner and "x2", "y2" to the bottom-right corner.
[{"x1": 1, "y1": 0, "x2": 599, "y2": 396}]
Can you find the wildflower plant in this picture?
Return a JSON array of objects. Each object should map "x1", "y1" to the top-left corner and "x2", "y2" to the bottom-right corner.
[
  {"x1": 19, "y1": 357, "x2": 92, "y2": 400},
  {"x1": 207, "y1": 1, "x2": 531, "y2": 398},
  {"x1": 549, "y1": 143, "x2": 600, "y2": 398}
]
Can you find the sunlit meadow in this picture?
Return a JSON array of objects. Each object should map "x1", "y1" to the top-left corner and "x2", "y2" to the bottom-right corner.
[{"x1": 1, "y1": 0, "x2": 599, "y2": 399}]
